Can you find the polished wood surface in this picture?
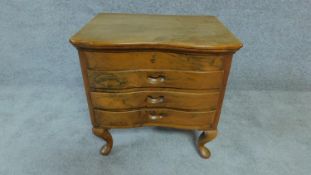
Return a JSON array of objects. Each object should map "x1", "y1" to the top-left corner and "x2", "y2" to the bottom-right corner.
[
  {"x1": 212, "y1": 55, "x2": 233, "y2": 129},
  {"x1": 82, "y1": 50, "x2": 225, "y2": 71},
  {"x1": 70, "y1": 13, "x2": 242, "y2": 159},
  {"x1": 198, "y1": 130, "x2": 218, "y2": 159},
  {"x1": 94, "y1": 109, "x2": 215, "y2": 130},
  {"x1": 70, "y1": 13, "x2": 242, "y2": 52},
  {"x1": 92, "y1": 127, "x2": 113, "y2": 155},
  {"x1": 88, "y1": 69, "x2": 224, "y2": 90},
  {"x1": 91, "y1": 90, "x2": 219, "y2": 110},
  {"x1": 78, "y1": 51, "x2": 97, "y2": 126}
]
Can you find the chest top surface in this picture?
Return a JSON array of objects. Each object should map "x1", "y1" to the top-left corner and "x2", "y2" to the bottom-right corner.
[{"x1": 70, "y1": 13, "x2": 242, "y2": 52}]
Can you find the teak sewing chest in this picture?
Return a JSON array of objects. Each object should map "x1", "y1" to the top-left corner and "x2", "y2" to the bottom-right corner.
[{"x1": 70, "y1": 13, "x2": 242, "y2": 159}]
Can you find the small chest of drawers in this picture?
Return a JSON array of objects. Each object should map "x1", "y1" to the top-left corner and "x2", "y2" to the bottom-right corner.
[{"x1": 70, "y1": 13, "x2": 242, "y2": 159}]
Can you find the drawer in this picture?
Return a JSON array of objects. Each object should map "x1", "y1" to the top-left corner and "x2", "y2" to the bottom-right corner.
[
  {"x1": 81, "y1": 51, "x2": 224, "y2": 71},
  {"x1": 91, "y1": 90, "x2": 219, "y2": 110},
  {"x1": 94, "y1": 109, "x2": 215, "y2": 130},
  {"x1": 88, "y1": 70, "x2": 223, "y2": 90}
]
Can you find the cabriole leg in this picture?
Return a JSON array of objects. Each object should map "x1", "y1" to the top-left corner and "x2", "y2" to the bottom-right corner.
[
  {"x1": 92, "y1": 127, "x2": 113, "y2": 155},
  {"x1": 197, "y1": 130, "x2": 217, "y2": 159}
]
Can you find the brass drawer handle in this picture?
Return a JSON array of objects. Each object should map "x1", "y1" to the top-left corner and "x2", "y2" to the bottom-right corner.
[
  {"x1": 147, "y1": 96, "x2": 164, "y2": 104},
  {"x1": 147, "y1": 75, "x2": 165, "y2": 84},
  {"x1": 148, "y1": 111, "x2": 166, "y2": 120}
]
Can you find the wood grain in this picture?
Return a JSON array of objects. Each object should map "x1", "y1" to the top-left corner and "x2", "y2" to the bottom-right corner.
[
  {"x1": 70, "y1": 13, "x2": 243, "y2": 159},
  {"x1": 70, "y1": 13, "x2": 243, "y2": 52},
  {"x1": 94, "y1": 109, "x2": 215, "y2": 130},
  {"x1": 78, "y1": 50, "x2": 97, "y2": 127},
  {"x1": 211, "y1": 55, "x2": 233, "y2": 129},
  {"x1": 88, "y1": 69, "x2": 224, "y2": 90},
  {"x1": 92, "y1": 128, "x2": 113, "y2": 155},
  {"x1": 90, "y1": 90, "x2": 219, "y2": 111},
  {"x1": 82, "y1": 50, "x2": 224, "y2": 71},
  {"x1": 198, "y1": 130, "x2": 217, "y2": 159}
]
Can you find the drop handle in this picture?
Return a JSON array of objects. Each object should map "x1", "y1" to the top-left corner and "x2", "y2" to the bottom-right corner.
[
  {"x1": 148, "y1": 111, "x2": 166, "y2": 120},
  {"x1": 147, "y1": 75, "x2": 165, "y2": 84},
  {"x1": 147, "y1": 96, "x2": 164, "y2": 104}
]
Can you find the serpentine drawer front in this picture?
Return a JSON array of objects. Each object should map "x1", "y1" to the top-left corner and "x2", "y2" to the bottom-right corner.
[
  {"x1": 90, "y1": 90, "x2": 219, "y2": 110},
  {"x1": 88, "y1": 69, "x2": 224, "y2": 89},
  {"x1": 94, "y1": 109, "x2": 216, "y2": 130},
  {"x1": 82, "y1": 51, "x2": 225, "y2": 71},
  {"x1": 70, "y1": 13, "x2": 242, "y2": 159}
]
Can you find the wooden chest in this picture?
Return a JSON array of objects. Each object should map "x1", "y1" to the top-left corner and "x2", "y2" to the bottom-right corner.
[{"x1": 70, "y1": 13, "x2": 242, "y2": 159}]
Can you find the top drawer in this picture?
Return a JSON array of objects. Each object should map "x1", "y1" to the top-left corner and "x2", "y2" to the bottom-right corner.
[{"x1": 81, "y1": 51, "x2": 224, "y2": 71}]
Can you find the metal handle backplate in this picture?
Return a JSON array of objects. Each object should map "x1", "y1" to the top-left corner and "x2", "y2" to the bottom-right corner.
[
  {"x1": 148, "y1": 111, "x2": 166, "y2": 120},
  {"x1": 147, "y1": 75, "x2": 165, "y2": 84},
  {"x1": 147, "y1": 96, "x2": 164, "y2": 104}
]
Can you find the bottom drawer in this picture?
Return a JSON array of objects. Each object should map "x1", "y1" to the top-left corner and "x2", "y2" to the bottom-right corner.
[{"x1": 94, "y1": 109, "x2": 215, "y2": 130}]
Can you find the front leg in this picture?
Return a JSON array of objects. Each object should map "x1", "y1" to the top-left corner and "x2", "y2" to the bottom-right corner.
[
  {"x1": 92, "y1": 127, "x2": 113, "y2": 155},
  {"x1": 197, "y1": 130, "x2": 217, "y2": 159}
]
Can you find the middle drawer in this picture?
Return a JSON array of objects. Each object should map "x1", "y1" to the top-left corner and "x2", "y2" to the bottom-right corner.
[
  {"x1": 90, "y1": 90, "x2": 219, "y2": 111},
  {"x1": 88, "y1": 70, "x2": 224, "y2": 90}
]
